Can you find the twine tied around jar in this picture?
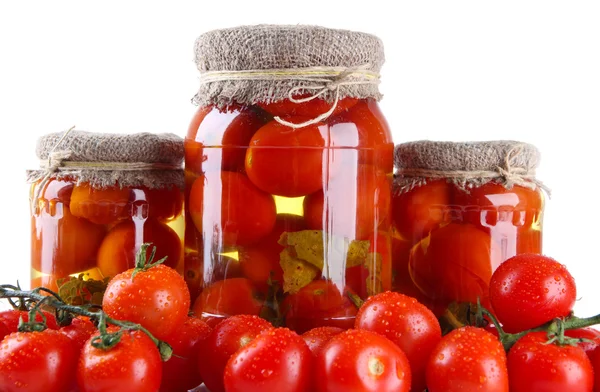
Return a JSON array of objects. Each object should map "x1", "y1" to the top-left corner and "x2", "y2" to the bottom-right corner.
[
  {"x1": 394, "y1": 141, "x2": 551, "y2": 195},
  {"x1": 198, "y1": 65, "x2": 380, "y2": 129}
]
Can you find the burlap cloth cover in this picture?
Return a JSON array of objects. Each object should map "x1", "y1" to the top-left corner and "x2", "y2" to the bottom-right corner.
[
  {"x1": 192, "y1": 25, "x2": 385, "y2": 109},
  {"x1": 394, "y1": 140, "x2": 547, "y2": 194},
  {"x1": 27, "y1": 130, "x2": 184, "y2": 190}
]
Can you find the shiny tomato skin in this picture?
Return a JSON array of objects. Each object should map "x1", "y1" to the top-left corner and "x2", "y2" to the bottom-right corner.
[
  {"x1": 70, "y1": 183, "x2": 130, "y2": 225},
  {"x1": 103, "y1": 264, "x2": 190, "y2": 341},
  {"x1": 0, "y1": 322, "x2": 8, "y2": 342},
  {"x1": 224, "y1": 328, "x2": 312, "y2": 392},
  {"x1": 245, "y1": 117, "x2": 326, "y2": 197},
  {"x1": 282, "y1": 280, "x2": 357, "y2": 334},
  {"x1": 355, "y1": 291, "x2": 442, "y2": 392},
  {"x1": 316, "y1": 329, "x2": 411, "y2": 392},
  {"x1": 589, "y1": 346, "x2": 600, "y2": 392},
  {"x1": 78, "y1": 329, "x2": 162, "y2": 392},
  {"x1": 160, "y1": 317, "x2": 212, "y2": 392},
  {"x1": 301, "y1": 326, "x2": 344, "y2": 356},
  {"x1": 258, "y1": 96, "x2": 358, "y2": 118},
  {"x1": 189, "y1": 171, "x2": 277, "y2": 247},
  {"x1": 0, "y1": 309, "x2": 59, "y2": 332},
  {"x1": 566, "y1": 328, "x2": 600, "y2": 359},
  {"x1": 59, "y1": 317, "x2": 97, "y2": 351},
  {"x1": 0, "y1": 330, "x2": 79, "y2": 392},
  {"x1": 427, "y1": 326, "x2": 509, "y2": 392},
  {"x1": 508, "y1": 332, "x2": 593, "y2": 392},
  {"x1": 489, "y1": 254, "x2": 577, "y2": 333},
  {"x1": 198, "y1": 315, "x2": 273, "y2": 392},
  {"x1": 192, "y1": 278, "x2": 264, "y2": 327}
]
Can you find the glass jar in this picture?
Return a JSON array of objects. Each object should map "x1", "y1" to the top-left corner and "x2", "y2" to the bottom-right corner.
[
  {"x1": 391, "y1": 141, "x2": 545, "y2": 316},
  {"x1": 186, "y1": 26, "x2": 393, "y2": 331},
  {"x1": 28, "y1": 131, "x2": 184, "y2": 304}
]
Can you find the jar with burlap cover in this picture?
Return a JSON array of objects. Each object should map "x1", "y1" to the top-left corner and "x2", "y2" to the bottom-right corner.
[
  {"x1": 186, "y1": 25, "x2": 395, "y2": 338},
  {"x1": 390, "y1": 140, "x2": 547, "y2": 323},
  {"x1": 27, "y1": 128, "x2": 185, "y2": 303}
]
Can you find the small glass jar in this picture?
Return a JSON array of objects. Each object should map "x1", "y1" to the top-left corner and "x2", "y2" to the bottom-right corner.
[
  {"x1": 28, "y1": 131, "x2": 184, "y2": 304},
  {"x1": 186, "y1": 26, "x2": 393, "y2": 331},
  {"x1": 391, "y1": 141, "x2": 545, "y2": 316}
]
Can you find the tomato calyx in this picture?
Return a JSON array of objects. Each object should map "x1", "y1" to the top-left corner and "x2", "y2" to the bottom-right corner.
[{"x1": 131, "y1": 243, "x2": 168, "y2": 281}]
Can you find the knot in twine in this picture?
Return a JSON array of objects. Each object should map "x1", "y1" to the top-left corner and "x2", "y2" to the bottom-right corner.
[
  {"x1": 396, "y1": 144, "x2": 551, "y2": 196},
  {"x1": 198, "y1": 65, "x2": 380, "y2": 129}
]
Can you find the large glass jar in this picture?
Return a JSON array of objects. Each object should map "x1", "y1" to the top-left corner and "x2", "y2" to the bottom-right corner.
[
  {"x1": 28, "y1": 131, "x2": 184, "y2": 304},
  {"x1": 391, "y1": 141, "x2": 545, "y2": 316},
  {"x1": 186, "y1": 26, "x2": 393, "y2": 331}
]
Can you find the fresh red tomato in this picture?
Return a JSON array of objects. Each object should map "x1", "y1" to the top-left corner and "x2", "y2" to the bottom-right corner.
[
  {"x1": 32, "y1": 205, "x2": 106, "y2": 276},
  {"x1": 355, "y1": 291, "x2": 442, "y2": 392},
  {"x1": 103, "y1": 263, "x2": 190, "y2": 341},
  {"x1": 427, "y1": 326, "x2": 509, "y2": 392},
  {"x1": 316, "y1": 329, "x2": 411, "y2": 392},
  {"x1": 283, "y1": 280, "x2": 358, "y2": 334},
  {"x1": 301, "y1": 326, "x2": 344, "y2": 356},
  {"x1": 303, "y1": 164, "x2": 391, "y2": 240},
  {"x1": 224, "y1": 327, "x2": 312, "y2": 392},
  {"x1": 0, "y1": 322, "x2": 8, "y2": 341},
  {"x1": 186, "y1": 105, "x2": 269, "y2": 175},
  {"x1": 189, "y1": 171, "x2": 277, "y2": 246},
  {"x1": 508, "y1": 332, "x2": 593, "y2": 392},
  {"x1": 59, "y1": 316, "x2": 96, "y2": 351},
  {"x1": 198, "y1": 314, "x2": 273, "y2": 392},
  {"x1": 96, "y1": 218, "x2": 182, "y2": 278},
  {"x1": 566, "y1": 328, "x2": 600, "y2": 359},
  {"x1": 78, "y1": 329, "x2": 162, "y2": 392},
  {"x1": 489, "y1": 253, "x2": 577, "y2": 333},
  {"x1": 238, "y1": 214, "x2": 306, "y2": 291},
  {"x1": 409, "y1": 223, "x2": 499, "y2": 306},
  {"x1": 0, "y1": 330, "x2": 79, "y2": 392},
  {"x1": 589, "y1": 346, "x2": 600, "y2": 392},
  {"x1": 328, "y1": 99, "x2": 394, "y2": 172},
  {"x1": 0, "y1": 309, "x2": 59, "y2": 332},
  {"x1": 192, "y1": 278, "x2": 264, "y2": 327},
  {"x1": 160, "y1": 317, "x2": 212, "y2": 392},
  {"x1": 70, "y1": 183, "x2": 131, "y2": 225},
  {"x1": 392, "y1": 180, "x2": 451, "y2": 241},
  {"x1": 258, "y1": 96, "x2": 358, "y2": 118},
  {"x1": 245, "y1": 117, "x2": 327, "y2": 197}
]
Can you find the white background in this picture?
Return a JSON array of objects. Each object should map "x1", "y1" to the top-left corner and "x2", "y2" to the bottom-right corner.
[{"x1": 0, "y1": 1, "x2": 599, "y2": 315}]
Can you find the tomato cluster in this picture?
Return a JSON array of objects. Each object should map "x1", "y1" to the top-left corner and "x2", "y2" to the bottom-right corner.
[
  {"x1": 391, "y1": 180, "x2": 544, "y2": 315},
  {"x1": 185, "y1": 99, "x2": 394, "y2": 330},
  {"x1": 31, "y1": 179, "x2": 184, "y2": 296}
]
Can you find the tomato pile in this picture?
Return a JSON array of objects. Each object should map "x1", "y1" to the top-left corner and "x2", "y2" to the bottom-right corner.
[{"x1": 1, "y1": 249, "x2": 600, "y2": 392}]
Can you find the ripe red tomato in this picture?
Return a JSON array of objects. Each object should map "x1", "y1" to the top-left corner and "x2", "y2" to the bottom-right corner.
[
  {"x1": 186, "y1": 105, "x2": 268, "y2": 174},
  {"x1": 198, "y1": 315, "x2": 273, "y2": 392},
  {"x1": 224, "y1": 327, "x2": 312, "y2": 392},
  {"x1": 589, "y1": 346, "x2": 600, "y2": 392},
  {"x1": 303, "y1": 164, "x2": 391, "y2": 240},
  {"x1": 192, "y1": 278, "x2": 264, "y2": 326},
  {"x1": 59, "y1": 316, "x2": 97, "y2": 351},
  {"x1": 78, "y1": 329, "x2": 162, "y2": 392},
  {"x1": 282, "y1": 280, "x2": 358, "y2": 334},
  {"x1": 427, "y1": 326, "x2": 509, "y2": 392},
  {"x1": 489, "y1": 253, "x2": 577, "y2": 333},
  {"x1": 160, "y1": 317, "x2": 212, "y2": 392},
  {"x1": 0, "y1": 322, "x2": 8, "y2": 341},
  {"x1": 238, "y1": 214, "x2": 306, "y2": 291},
  {"x1": 70, "y1": 183, "x2": 131, "y2": 225},
  {"x1": 32, "y1": 205, "x2": 106, "y2": 276},
  {"x1": 301, "y1": 326, "x2": 344, "y2": 356},
  {"x1": 258, "y1": 96, "x2": 358, "y2": 118},
  {"x1": 355, "y1": 291, "x2": 442, "y2": 392},
  {"x1": 103, "y1": 263, "x2": 190, "y2": 341},
  {"x1": 189, "y1": 171, "x2": 277, "y2": 246},
  {"x1": 392, "y1": 180, "x2": 451, "y2": 241},
  {"x1": 508, "y1": 332, "x2": 593, "y2": 392},
  {"x1": 0, "y1": 330, "x2": 79, "y2": 392},
  {"x1": 328, "y1": 99, "x2": 394, "y2": 172},
  {"x1": 566, "y1": 328, "x2": 600, "y2": 359},
  {"x1": 409, "y1": 223, "x2": 499, "y2": 306},
  {"x1": 316, "y1": 329, "x2": 411, "y2": 392},
  {"x1": 245, "y1": 117, "x2": 327, "y2": 197},
  {"x1": 0, "y1": 309, "x2": 59, "y2": 332}
]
